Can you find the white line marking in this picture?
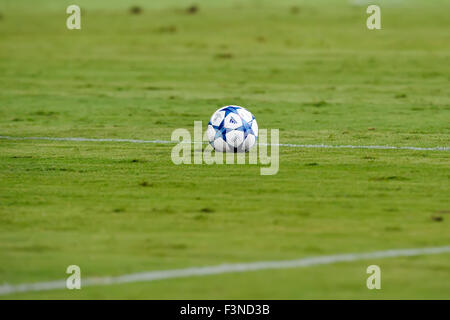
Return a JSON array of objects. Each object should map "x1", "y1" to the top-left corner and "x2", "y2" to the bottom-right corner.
[
  {"x1": 1, "y1": 135, "x2": 448, "y2": 151},
  {"x1": 0, "y1": 246, "x2": 449, "y2": 296},
  {"x1": 0, "y1": 135, "x2": 173, "y2": 145}
]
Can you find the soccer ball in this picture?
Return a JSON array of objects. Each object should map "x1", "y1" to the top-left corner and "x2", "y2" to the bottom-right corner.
[{"x1": 207, "y1": 105, "x2": 258, "y2": 152}]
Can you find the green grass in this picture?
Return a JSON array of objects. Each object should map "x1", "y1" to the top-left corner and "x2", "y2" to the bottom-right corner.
[{"x1": 0, "y1": 0, "x2": 449, "y2": 299}]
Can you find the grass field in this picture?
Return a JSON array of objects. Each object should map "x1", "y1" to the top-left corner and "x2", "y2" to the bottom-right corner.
[{"x1": 0, "y1": 0, "x2": 449, "y2": 299}]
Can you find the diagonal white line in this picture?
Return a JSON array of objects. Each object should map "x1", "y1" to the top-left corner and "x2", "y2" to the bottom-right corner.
[
  {"x1": 0, "y1": 246, "x2": 449, "y2": 296},
  {"x1": 0, "y1": 135, "x2": 448, "y2": 151}
]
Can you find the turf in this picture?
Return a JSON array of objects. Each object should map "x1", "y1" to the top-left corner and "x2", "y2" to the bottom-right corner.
[{"x1": 0, "y1": 0, "x2": 449, "y2": 299}]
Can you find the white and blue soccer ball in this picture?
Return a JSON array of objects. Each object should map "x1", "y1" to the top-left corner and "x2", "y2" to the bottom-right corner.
[{"x1": 207, "y1": 105, "x2": 258, "y2": 152}]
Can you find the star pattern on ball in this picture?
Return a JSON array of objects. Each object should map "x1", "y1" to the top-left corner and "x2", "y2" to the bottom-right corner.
[
  {"x1": 208, "y1": 106, "x2": 257, "y2": 152},
  {"x1": 211, "y1": 118, "x2": 233, "y2": 142},
  {"x1": 220, "y1": 106, "x2": 241, "y2": 118},
  {"x1": 235, "y1": 118, "x2": 255, "y2": 140}
]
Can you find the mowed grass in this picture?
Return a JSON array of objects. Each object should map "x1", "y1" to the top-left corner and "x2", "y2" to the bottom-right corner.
[{"x1": 0, "y1": 0, "x2": 449, "y2": 299}]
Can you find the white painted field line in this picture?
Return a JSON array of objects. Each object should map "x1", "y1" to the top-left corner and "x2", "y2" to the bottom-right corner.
[
  {"x1": 0, "y1": 246, "x2": 449, "y2": 296},
  {"x1": 0, "y1": 135, "x2": 173, "y2": 145},
  {"x1": 1, "y1": 135, "x2": 448, "y2": 151}
]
